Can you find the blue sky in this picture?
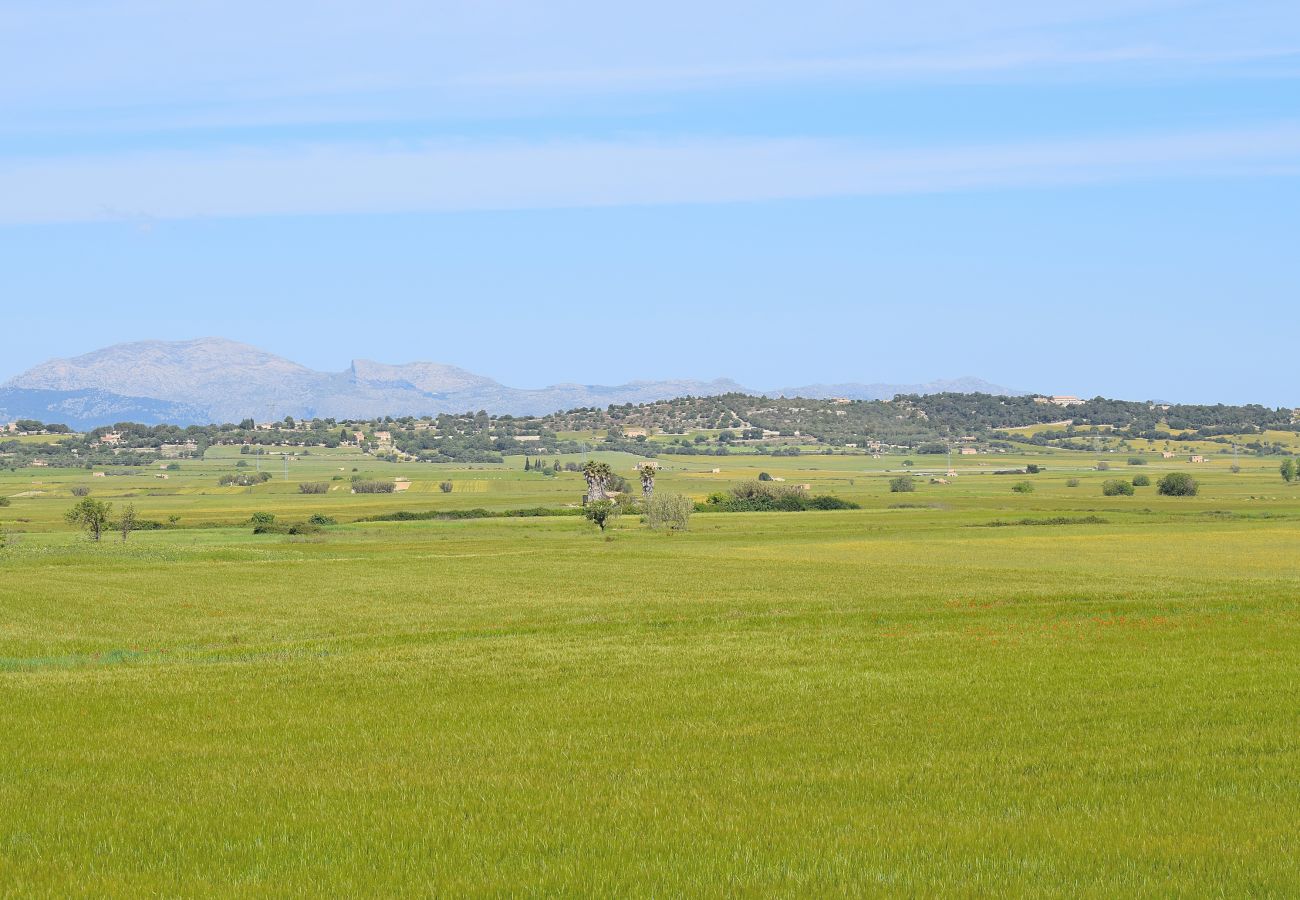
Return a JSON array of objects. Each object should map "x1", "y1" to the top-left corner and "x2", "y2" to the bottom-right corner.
[{"x1": 2, "y1": 1, "x2": 1298, "y2": 404}]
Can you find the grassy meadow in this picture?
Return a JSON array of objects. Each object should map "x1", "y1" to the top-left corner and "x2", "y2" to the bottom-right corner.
[{"x1": 2, "y1": 444, "x2": 1299, "y2": 894}]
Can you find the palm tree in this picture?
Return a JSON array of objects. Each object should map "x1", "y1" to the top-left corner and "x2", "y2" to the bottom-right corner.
[
  {"x1": 637, "y1": 463, "x2": 656, "y2": 500},
  {"x1": 582, "y1": 460, "x2": 612, "y2": 503}
]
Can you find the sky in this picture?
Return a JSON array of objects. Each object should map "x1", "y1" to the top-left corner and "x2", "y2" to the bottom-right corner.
[{"x1": 1, "y1": 1, "x2": 1298, "y2": 405}]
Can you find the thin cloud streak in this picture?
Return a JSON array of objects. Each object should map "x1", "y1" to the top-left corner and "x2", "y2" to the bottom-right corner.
[{"x1": 3, "y1": 125, "x2": 1300, "y2": 225}]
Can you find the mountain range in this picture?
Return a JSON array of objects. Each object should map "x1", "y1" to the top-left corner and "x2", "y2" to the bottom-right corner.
[{"x1": 0, "y1": 338, "x2": 1026, "y2": 429}]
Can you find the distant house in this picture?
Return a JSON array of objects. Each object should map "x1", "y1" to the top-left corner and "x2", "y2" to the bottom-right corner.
[
  {"x1": 622, "y1": 428, "x2": 648, "y2": 438},
  {"x1": 515, "y1": 434, "x2": 541, "y2": 442},
  {"x1": 92, "y1": 471, "x2": 106, "y2": 478},
  {"x1": 1161, "y1": 451, "x2": 1175, "y2": 459},
  {"x1": 710, "y1": 467, "x2": 721, "y2": 474},
  {"x1": 1048, "y1": 395, "x2": 1085, "y2": 407},
  {"x1": 1189, "y1": 455, "x2": 1205, "y2": 463},
  {"x1": 99, "y1": 432, "x2": 122, "y2": 445},
  {"x1": 829, "y1": 398, "x2": 851, "y2": 405},
  {"x1": 959, "y1": 447, "x2": 978, "y2": 455},
  {"x1": 635, "y1": 460, "x2": 662, "y2": 470}
]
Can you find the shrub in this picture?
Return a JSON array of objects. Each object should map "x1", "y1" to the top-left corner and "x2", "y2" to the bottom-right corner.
[
  {"x1": 1066, "y1": 478, "x2": 1080, "y2": 487},
  {"x1": 757, "y1": 472, "x2": 773, "y2": 481},
  {"x1": 287, "y1": 522, "x2": 323, "y2": 535},
  {"x1": 298, "y1": 482, "x2": 328, "y2": 494},
  {"x1": 1157, "y1": 472, "x2": 1199, "y2": 496},
  {"x1": 249, "y1": 511, "x2": 276, "y2": 526},
  {"x1": 1127, "y1": 457, "x2": 1147, "y2": 466},
  {"x1": 808, "y1": 495, "x2": 858, "y2": 510},
  {"x1": 1131, "y1": 474, "x2": 1151, "y2": 487},
  {"x1": 0, "y1": 496, "x2": 10, "y2": 507},
  {"x1": 439, "y1": 481, "x2": 453, "y2": 493},
  {"x1": 1011, "y1": 481, "x2": 1035, "y2": 493},
  {"x1": 220, "y1": 472, "x2": 272, "y2": 487},
  {"x1": 1281, "y1": 459, "x2": 1297, "y2": 483},
  {"x1": 71, "y1": 486, "x2": 91, "y2": 497},
  {"x1": 1025, "y1": 464, "x2": 1043, "y2": 474},
  {"x1": 1095, "y1": 461, "x2": 1110, "y2": 471},
  {"x1": 307, "y1": 514, "x2": 337, "y2": 526},
  {"x1": 352, "y1": 480, "x2": 395, "y2": 494},
  {"x1": 889, "y1": 476, "x2": 915, "y2": 493},
  {"x1": 645, "y1": 493, "x2": 693, "y2": 531},
  {"x1": 253, "y1": 522, "x2": 291, "y2": 534},
  {"x1": 901, "y1": 459, "x2": 914, "y2": 467},
  {"x1": 1102, "y1": 479, "x2": 1135, "y2": 496}
]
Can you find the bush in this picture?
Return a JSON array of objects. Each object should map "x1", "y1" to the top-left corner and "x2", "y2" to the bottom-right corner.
[
  {"x1": 287, "y1": 522, "x2": 323, "y2": 535},
  {"x1": 249, "y1": 511, "x2": 276, "y2": 526},
  {"x1": 1095, "y1": 461, "x2": 1110, "y2": 471},
  {"x1": 1025, "y1": 464, "x2": 1043, "y2": 474},
  {"x1": 645, "y1": 493, "x2": 693, "y2": 531},
  {"x1": 1127, "y1": 457, "x2": 1147, "y2": 466},
  {"x1": 1131, "y1": 474, "x2": 1151, "y2": 487},
  {"x1": 252, "y1": 522, "x2": 291, "y2": 534},
  {"x1": 705, "y1": 481, "x2": 860, "y2": 512},
  {"x1": 1066, "y1": 478, "x2": 1080, "y2": 487},
  {"x1": 0, "y1": 496, "x2": 10, "y2": 507},
  {"x1": 1102, "y1": 479, "x2": 1135, "y2": 496},
  {"x1": 439, "y1": 481, "x2": 453, "y2": 493},
  {"x1": 1157, "y1": 472, "x2": 1199, "y2": 496},
  {"x1": 71, "y1": 486, "x2": 91, "y2": 497},
  {"x1": 352, "y1": 480, "x2": 395, "y2": 494},
  {"x1": 757, "y1": 472, "x2": 773, "y2": 482},
  {"x1": 1281, "y1": 459, "x2": 1297, "y2": 483},
  {"x1": 889, "y1": 476, "x2": 915, "y2": 493},
  {"x1": 307, "y1": 514, "x2": 337, "y2": 526},
  {"x1": 220, "y1": 472, "x2": 272, "y2": 487},
  {"x1": 298, "y1": 482, "x2": 328, "y2": 494},
  {"x1": 901, "y1": 459, "x2": 914, "y2": 467},
  {"x1": 1011, "y1": 481, "x2": 1035, "y2": 493}
]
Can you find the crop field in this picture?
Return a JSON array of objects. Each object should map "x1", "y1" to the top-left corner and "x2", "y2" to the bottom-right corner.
[{"x1": 2, "y1": 446, "x2": 1299, "y2": 894}]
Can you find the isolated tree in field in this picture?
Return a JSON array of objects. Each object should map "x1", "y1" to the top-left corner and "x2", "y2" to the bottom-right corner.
[
  {"x1": 119, "y1": 503, "x2": 137, "y2": 542},
  {"x1": 584, "y1": 499, "x2": 620, "y2": 532},
  {"x1": 1157, "y1": 472, "x2": 1199, "y2": 496},
  {"x1": 1281, "y1": 459, "x2": 1297, "y2": 483},
  {"x1": 1102, "y1": 479, "x2": 1135, "y2": 496},
  {"x1": 637, "y1": 463, "x2": 656, "y2": 500},
  {"x1": 65, "y1": 498, "x2": 112, "y2": 542},
  {"x1": 582, "y1": 460, "x2": 612, "y2": 503},
  {"x1": 889, "y1": 476, "x2": 915, "y2": 493}
]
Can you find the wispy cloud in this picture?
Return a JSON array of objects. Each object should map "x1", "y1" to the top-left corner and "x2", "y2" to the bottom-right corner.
[{"x1": 4, "y1": 125, "x2": 1299, "y2": 224}]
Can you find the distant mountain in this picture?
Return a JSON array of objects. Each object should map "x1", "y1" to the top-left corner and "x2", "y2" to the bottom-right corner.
[
  {"x1": 2, "y1": 338, "x2": 750, "y2": 425},
  {"x1": 1, "y1": 338, "x2": 1024, "y2": 428},
  {"x1": 773, "y1": 377, "x2": 1026, "y2": 401},
  {"x1": 0, "y1": 387, "x2": 206, "y2": 431}
]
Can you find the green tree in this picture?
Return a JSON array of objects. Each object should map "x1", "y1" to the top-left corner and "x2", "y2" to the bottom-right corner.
[
  {"x1": 644, "y1": 493, "x2": 692, "y2": 531},
  {"x1": 65, "y1": 498, "x2": 113, "y2": 542},
  {"x1": 889, "y1": 476, "x2": 915, "y2": 493},
  {"x1": 1157, "y1": 472, "x2": 1199, "y2": 496},
  {"x1": 1281, "y1": 458, "x2": 1297, "y2": 483},
  {"x1": 119, "y1": 503, "x2": 138, "y2": 542},
  {"x1": 584, "y1": 499, "x2": 620, "y2": 532},
  {"x1": 1102, "y1": 479, "x2": 1135, "y2": 496}
]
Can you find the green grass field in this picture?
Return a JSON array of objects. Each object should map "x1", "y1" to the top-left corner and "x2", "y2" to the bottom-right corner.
[{"x1": 2, "y1": 447, "x2": 1298, "y2": 894}]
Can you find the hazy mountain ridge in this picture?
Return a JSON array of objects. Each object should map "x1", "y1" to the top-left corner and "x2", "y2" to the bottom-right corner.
[{"x1": 3, "y1": 338, "x2": 1025, "y2": 427}]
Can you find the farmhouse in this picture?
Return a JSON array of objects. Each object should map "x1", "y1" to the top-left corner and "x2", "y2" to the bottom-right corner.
[
  {"x1": 1189, "y1": 455, "x2": 1206, "y2": 463},
  {"x1": 92, "y1": 471, "x2": 106, "y2": 478},
  {"x1": 959, "y1": 447, "x2": 978, "y2": 455},
  {"x1": 99, "y1": 432, "x2": 122, "y2": 445},
  {"x1": 515, "y1": 434, "x2": 541, "y2": 442},
  {"x1": 1161, "y1": 451, "x2": 1176, "y2": 459},
  {"x1": 622, "y1": 427, "x2": 648, "y2": 438}
]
